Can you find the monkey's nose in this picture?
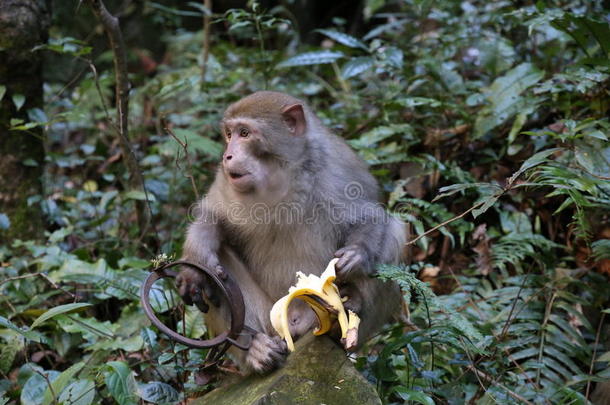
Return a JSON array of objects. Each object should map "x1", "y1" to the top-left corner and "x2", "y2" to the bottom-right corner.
[{"x1": 225, "y1": 154, "x2": 233, "y2": 160}]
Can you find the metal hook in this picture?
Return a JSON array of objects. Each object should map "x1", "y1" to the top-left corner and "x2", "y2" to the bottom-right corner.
[{"x1": 140, "y1": 260, "x2": 256, "y2": 355}]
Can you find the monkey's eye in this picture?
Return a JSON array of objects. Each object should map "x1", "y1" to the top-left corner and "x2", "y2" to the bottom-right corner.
[
  {"x1": 225, "y1": 130, "x2": 232, "y2": 140},
  {"x1": 239, "y1": 127, "x2": 249, "y2": 138}
]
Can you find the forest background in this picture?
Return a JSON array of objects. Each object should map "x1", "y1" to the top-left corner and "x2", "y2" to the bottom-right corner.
[{"x1": 0, "y1": 0, "x2": 609, "y2": 404}]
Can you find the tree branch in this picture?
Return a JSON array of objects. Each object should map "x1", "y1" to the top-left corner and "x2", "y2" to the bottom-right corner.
[
  {"x1": 161, "y1": 118, "x2": 200, "y2": 200},
  {"x1": 405, "y1": 200, "x2": 486, "y2": 246},
  {"x1": 86, "y1": 0, "x2": 151, "y2": 238},
  {"x1": 201, "y1": 0, "x2": 212, "y2": 84},
  {"x1": 0, "y1": 273, "x2": 76, "y2": 299}
]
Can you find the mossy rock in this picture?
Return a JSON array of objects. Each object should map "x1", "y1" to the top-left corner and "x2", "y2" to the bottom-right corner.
[{"x1": 196, "y1": 334, "x2": 381, "y2": 405}]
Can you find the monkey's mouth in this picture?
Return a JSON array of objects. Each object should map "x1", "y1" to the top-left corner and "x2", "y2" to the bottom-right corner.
[{"x1": 228, "y1": 171, "x2": 249, "y2": 180}]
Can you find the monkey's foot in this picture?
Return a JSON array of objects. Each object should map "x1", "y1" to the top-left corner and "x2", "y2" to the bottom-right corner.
[
  {"x1": 245, "y1": 333, "x2": 288, "y2": 374},
  {"x1": 338, "y1": 284, "x2": 363, "y2": 314}
]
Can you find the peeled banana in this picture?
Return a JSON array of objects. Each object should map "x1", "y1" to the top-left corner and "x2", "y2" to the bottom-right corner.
[{"x1": 269, "y1": 258, "x2": 361, "y2": 352}]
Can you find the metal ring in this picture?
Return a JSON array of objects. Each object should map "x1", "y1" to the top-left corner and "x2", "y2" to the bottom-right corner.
[{"x1": 140, "y1": 260, "x2": 250, "y2": 350}]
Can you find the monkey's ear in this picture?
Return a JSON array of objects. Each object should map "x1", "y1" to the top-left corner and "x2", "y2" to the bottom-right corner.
[{"x1": 281, "y1": 104, "x2": 306, "y2": 136}]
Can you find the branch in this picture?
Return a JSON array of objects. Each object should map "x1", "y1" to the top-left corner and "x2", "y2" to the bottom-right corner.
[
  {"x1": 201, "y1": 0, "x2": 212, "y2": 83},
  {"x1": 467, "y1": 366, "x2": 534, "y2": 405},
  {"x1": 0, "y1": 273, "x2": 75, "y2": 299},
  {"x1": 585, "y1": 312, "x2": 606, "y2": 400},
  {"x1": 86, "y1": 0, "x2": 151, "y2": 238},
  {"x1": 161, "y1": 118, "x2": 200, "y2": 200},
  {"x1": 405, "y1": 200, "x2": 486, "y2": 246}
]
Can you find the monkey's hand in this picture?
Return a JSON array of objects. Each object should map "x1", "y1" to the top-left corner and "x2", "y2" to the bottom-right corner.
[
  {"x1": 245, "y1": 333, "x2": 288, "y2": 374},
  {"x1": 175, "y1": 265, "x2": 222, "y2": 313},
  {"x1": 334, "y1": 244, "x2": 370, "y2": 281}
]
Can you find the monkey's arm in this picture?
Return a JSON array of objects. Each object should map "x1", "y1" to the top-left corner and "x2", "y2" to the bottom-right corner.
[
  {"x1": 335, "y1": 204, "x2": 405, "y2": 280},
  {"x1": 176, "y1": 199, "x2": 225, "y2": 312},
  {"x1": 334, "y1": 208, "x2": 405, "y2": 339}
]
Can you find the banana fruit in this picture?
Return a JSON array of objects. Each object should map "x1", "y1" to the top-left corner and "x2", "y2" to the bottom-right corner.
[{"x1": 269, "y1": 258, "x2": 361, "y2": 352}]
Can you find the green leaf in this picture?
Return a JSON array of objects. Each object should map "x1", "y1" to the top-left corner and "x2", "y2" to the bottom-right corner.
[
  {"x1": 472, "y1": 194, "x2": 501, "y2": 218},
  {"x1": 508, "y1": 148, "x2": 560, "y2": 185},
  {"x1": 118, "y1": 257, "x2": 151, "y2": 269},
  {"x1": 0, "y1": 85, "x2": 5, "y2": 102},
  {"x1": 10, "y1": 122, "x2": 40, "y2": 131},
  {"x1": 433, "y1": 183, "x2": 498, "y2": 202},
  {"x1": 574, "y1": 140, "x2": 610, "y2": 178},
  {"x1": 42, "y1": 362, "x2": 85, "y2": 405},
  {"x1": 31, "y1": 303, "x2": 92, "y2": 329},
  {"x1": 473, "y1": 63, "x2": 544, "y2": 138},
  {"x1": 137, "y1": 382, "x2": 180, "y2": 404},
  {"x1": 508, "y1": 111, "x2": 528, "y2": 144},
  {"x1": 276, "y1": 51, "x2": 344, "y2": 68},
  {"x1": 123, "y1": 190, "x2": 156, "y2": 202},
  {"x1": 600, "y1": 352, "x2": 610, "y2": 362},
  {"x1": 394, "y1": 386, "x2": 435, "y2": 405},
  {"x1": 56, "y1": 314, "x2": 116, "y2": 341},
  {"x1": 104, "y1": 361, "x2": 138, "y2": 405},
  {"x1": 0, "y1": 316, "x2": 43, "y2": 342},
  {"x1": 341, "y1": 56, "x2": 375, "y2": 78},
  {"x1": 553, "y1": 14, "x2": 610, "y2": 56},
  {"x1": 158, "y1": 352, "x2": 175, "y2": 365},
  {"x1": 141, "y1": 328, "x2": 158, "y2": 351},
  {"x1": 57, "y1": 379, "x2": 95, "y2": 405},
  {"x1": 167, "y1": 128, "x2": 223, "y2": 158},
  {"x1": 21, "y1": 371, "x2": 60, "y2": 405},
  {"x1": 0, "y1": 341, "x2": 19, "y2": 373},
  {"x1": 316, "y1": 29, "x2": 368, "y2": 50},
  {"x1": 395, "y1": 97, "x2": 441, "y2": 108},
  {"x1": 350, "y1": 124, "x2": 413, "y2": 148},
  {"x1": 12, "y1": 94, "x2": 25, "y2": 111},
  {"x1": 586, "y1": 130, "x2": 608, "y2": 141},
  {"x1": 177, "y1": 305, "x2": 207, "y2": 338},
  {"x1": 383, "y1": 46, "x2": 404, "y2": 69}
]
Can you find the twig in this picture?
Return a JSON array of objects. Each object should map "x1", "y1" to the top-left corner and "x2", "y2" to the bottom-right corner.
[
  {"x1": 201, "y1": 0, "x2": 212, "y2": 84},
  {"x1": 0, "y1": 273, "x2": 76, "y2": 299},
  {"x1": 536, "y1": 292, "x2": 556, "y2": 385},
  {"x1": 498, "y1": 273, "x2": 529, "y2": 341},
  {"x1": 406, "y1": 200, "x2": 486, "y2": 246},
  {"x1": 575, "y1": 162, "x2": 610, "y2": 180},
  {"x1": 585, "y1": 312, "x2": 606, "y2": 400},
  {"x1": 447, "y1": 268, "x2": 545, "y2": 396},
  {"x1": 86, "y1": 0, "x2": 152, "y2": 239},
  {"x1": 467, "y1": 365, "x2": 535, "y2": 405},
  {"x1": 34, "y1": 368, "x2": 58, "y2": 405},
  {"x1": 162, "y1": 119, "x2": 200, "y2": 200},
  {"x1": 86, "y1": 60, "x2": 112, "y2": 125}
]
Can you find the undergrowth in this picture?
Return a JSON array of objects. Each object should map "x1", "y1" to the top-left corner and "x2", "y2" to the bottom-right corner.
[{"x1": 1, "y1": 0, "x2": 609, "y2": 404}]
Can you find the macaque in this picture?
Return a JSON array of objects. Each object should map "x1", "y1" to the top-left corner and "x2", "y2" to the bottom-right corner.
[{"x1": 176, "y1": 91, "x2": 405, "y2": 374}]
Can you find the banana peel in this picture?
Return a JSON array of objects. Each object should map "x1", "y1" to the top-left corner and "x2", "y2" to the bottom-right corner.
[{"x1": 269, "y1": 258, "x2": 361, "y2": 352}]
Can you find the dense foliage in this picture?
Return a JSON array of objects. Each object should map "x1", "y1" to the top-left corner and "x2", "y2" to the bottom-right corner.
[{"x1": 1, "y1": 0, "x2": 609, "y2": 404}]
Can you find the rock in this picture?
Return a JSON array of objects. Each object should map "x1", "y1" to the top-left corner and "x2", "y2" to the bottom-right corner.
[{"x1": 194, "y1": 334, "x2": 381, "y2": 405}]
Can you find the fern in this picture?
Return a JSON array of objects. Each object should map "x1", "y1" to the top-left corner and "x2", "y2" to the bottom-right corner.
[
  {"x1": 591, "y1": 239, "x2": 610, "y2": 261},
  {"x1": 395, "y1": 198, "x2": 474, "y2": 249},
  {"x1": 532, "y1": 162, "x2": 610, "y2": 240},
  {"x1": 491, "y1": 233, "x2": 560, "y2": 273},
  {"x1": 447, "y1": 270, "x2": 605, "y2": 402}
]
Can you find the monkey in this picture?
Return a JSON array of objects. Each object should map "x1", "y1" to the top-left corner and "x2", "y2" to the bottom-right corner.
[{"x1": 176, "y1": 91, "x2": 406, "y2": 374}]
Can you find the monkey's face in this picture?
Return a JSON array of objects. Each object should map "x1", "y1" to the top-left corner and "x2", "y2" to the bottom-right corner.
[
  {"x1": 220, "y1": 97, "x2": 308, "y2": 196},
  {"x1": 221, "y1": 118, "x2": 271, "y2": 194}
]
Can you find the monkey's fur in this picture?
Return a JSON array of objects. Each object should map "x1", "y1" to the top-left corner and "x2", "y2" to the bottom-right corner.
[{"x1": 177, "y1": 91, "x2": 405, "y2": 374}]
